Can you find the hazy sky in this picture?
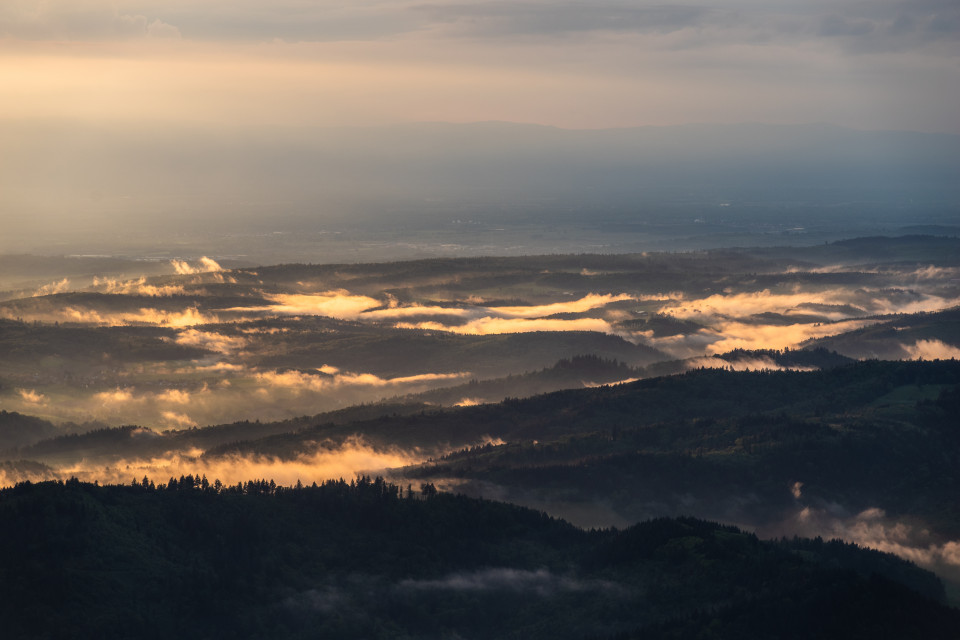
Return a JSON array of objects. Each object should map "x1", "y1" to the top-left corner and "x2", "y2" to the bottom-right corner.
[{"x1": 2, "y1": 0, "x2": 958, "y2": 132}]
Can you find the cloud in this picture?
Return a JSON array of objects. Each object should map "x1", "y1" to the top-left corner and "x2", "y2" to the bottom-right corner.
[
  {"x1": 189, "y1": 362, "x2": 245, "y2": 373},
  {"x1": 173, "y1": 329, "x2": 248, "y2": 355},
  {"x1": 0, "y1": 362, "x2": 471, "y2": 430},
  {"x1": 17, "y1": 388, "x2": 47, "y2": 405},
  {"x1": 363, "y1": 293, "x2": 632, "y2": 326},
  {"x1": 1, "y1": 0, "x2": 958, "y2": 137},
  {"x1": 485, "y1": 293, "x2": 634, "y2": 318},
  {"x1": 171, "y1": 256, "x2": 223, "y2": 275},
  {"x1": 903, "y1": 339, "x2": 960, "y2": 361},
  {"x1": 398, "y1": 567, "x2": 624, "y2": 597},
  {"x1": 146, "y1": 18, "x2": 181, "y2": 39},
  {"x1": 257, "y1": 368, "x2": 470, "y2": 394},
  {"x1": 659, "y1": 287, "x2": 950, "y2": 322},
  {"x1": 685, "y1": 356, "x2": 817, "y2": 372},
  {"x1": 791, "y1": 481, "x2": 803, "y2": 499},
  {"x1": 339, "y1": 371, "x2": 471, "y2": 387},
  {"x1": 160, "y1": 410, "x2": 196, "y2": 427},
  {"x1": 396, "y1": 316, "x2": 616, "y2": 335},
  {"x1": 95, "y1": 388, "x2": 136, "y2": 405},
  {"x1": 582, "y1": 377, "x2": 640, "y2": 388},
  {"x1": 58, "y1": 305, "x2": 224, "y2": 327},
  {"x1": 414, "y1": 2, "x2": 721, "y2": 37},
  {"x1": 259, "y1": 291, "x2": 381, "y2": 318},
  {"x1": 33, "y1": 278, "x2": 70, "y2": 296},
  {"x1": 0, "y1": 2, "x2": 182, "y2": 41},
  {"x1": 819, "y1": 14, "x2": 874, "y2": 38},
  {"x1": 900, "y1": 266, "x2": 960, "y2": 281},
  {"x1": 92, "y1": 276, "x2": 187, "y2": 297},
  {"x1": 156, "y1": 388, "x2": 198, "y2": 405},
  {"x1": 779, "y1": 505, "x2": 960, "y2": 580},
  {"x1": 703, "y1": 318, "x2": 880, "y2": 354},
  {"x1": 0, "y1": 0, "x2": 953, "y2": 58},
  {"x1": 0, "y1": 435, "x2": 423, "y2": 489},
  {"x1": 636, "y1": 316, "x2": 881, "y2": 358},
  {"x1": 245, "y1": 292, "x2": 632, "y2": 334},
  {"x1": 87, "y1": 386, "x2": 210, "y2": 427},
  {"x1": 813, "y1": 1, "x2": 960, "y2": 53},
  {"x1": 645, "y1": 285, "x2": 960, "y2": 355}
]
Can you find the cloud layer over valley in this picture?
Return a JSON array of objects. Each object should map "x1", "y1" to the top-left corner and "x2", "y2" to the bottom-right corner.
[{"x1": 2, "y1": 247, "x2": 959, "y2": 429}]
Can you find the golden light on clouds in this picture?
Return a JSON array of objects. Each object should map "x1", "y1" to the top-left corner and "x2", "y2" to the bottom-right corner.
[
  {"x1": 0, "y1": 436, "x2": 425, "y2": 490},
  {"x1": 172, "y1": 256, "x2": 222, "y2": 274},
  {"x1": 396, "y1": 316, "x2": 616, "y2": 336},
  {"x1": 262, "y1": 291, "x2": 381, "y2": 318},
  {"x1": 701, "y1": 319, "x2": 881, "y2": 355},
  {"x1": 17, "y1": 388, "x2": 47, "y2": 405},
  {"x1": 487, "y1": 293, "x2": 633, "y2": 318},
  {"x1": 255, "y1": 368, "x2": 470, "y2": 393}
]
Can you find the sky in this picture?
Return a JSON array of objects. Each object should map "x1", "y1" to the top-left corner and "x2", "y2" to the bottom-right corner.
[{"x1": 2, "y1": 0, "x2": 959, "y2": 133}]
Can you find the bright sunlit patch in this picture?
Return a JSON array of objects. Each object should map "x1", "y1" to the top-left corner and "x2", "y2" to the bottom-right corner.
[
  {"x1": 156, "y1": 387, "x2": 207, "y2": 405},
  {"x1": 187, "y1": 362, "x2": 246, "y2": 373},
  {"x1": 486, "y1": 294, "x2": 634, "y2": 318},
  {"x1": 230, "y1": 291, "x2": 637, "y2": 328},
  {"x1": 17, "y1": 388, "x2": 47, "y2": 405},
  {"x1": 0, "y1": 436, "x2": 426, "y2": 490},
  {"x1": 261, "y1": 291, "x2": 381, "y2": 318},
  {"x1": 160, "y1": 410, "x2": 197, "y2": 428},
  {"x1": 701, "y1": 319, "x2": 880, "y2": 354},
  {"x1": 95, "y1": 388, "x2": 136, "y2": 405},
  {"x1": 396, "y1": 316, "x2": 616, "y2": 335},
  {"x1": 18, "y1": 305, "x2": 226, "y2": 327},
  {"x1": 174, "y1": 329, "x2": 249, "y2": 354}
]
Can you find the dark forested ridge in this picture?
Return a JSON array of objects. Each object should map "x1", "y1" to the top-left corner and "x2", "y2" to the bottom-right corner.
[
  {"x1": 201, "y1": 358, "x2": 960, "y2": 455},
  {"x1": 396, "y1": 359, "x2": 960, "y2": 541},
  {"x1": 1, "y1": 478, "x2": 957, "y2": 640},
  {"x1": 807, "y1": 307, "x2": 960, "y2": 360},
  {"x1": 7, "y1": 359, "x2": 960, "y2": 545},
  {"x1": 0, "y1": 318, "x2": 210, "y2": 363}
]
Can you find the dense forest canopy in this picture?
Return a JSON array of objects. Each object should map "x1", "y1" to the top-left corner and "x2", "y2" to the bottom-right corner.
[{"x1": 1, "y1": 478, "x2": 958, "y2": 639}]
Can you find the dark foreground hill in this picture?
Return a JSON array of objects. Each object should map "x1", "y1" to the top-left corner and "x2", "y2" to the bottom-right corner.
[{"x1": 1, "y1": 479, "x2": 958, "y2": 640}]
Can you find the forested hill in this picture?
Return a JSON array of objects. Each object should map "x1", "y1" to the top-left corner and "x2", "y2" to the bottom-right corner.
[
  {"x1": 7, "y1": 359, "x2": 959, "y2": 547},
  {"x1": 1, "y1": 479, "x2": 958, "y2": 640},
  {"x1": 395, "y1": 359, "x2": 960, "y2": 541},
  {"x1": 206, "y1": 358, "x2": 960, "y2": 456}
]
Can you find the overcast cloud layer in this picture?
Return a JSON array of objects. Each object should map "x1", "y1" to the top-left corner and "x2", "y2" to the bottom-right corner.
[{"x1": 1, "y1": 0, "x2": 958, "y2": 132}]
